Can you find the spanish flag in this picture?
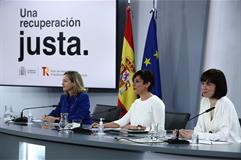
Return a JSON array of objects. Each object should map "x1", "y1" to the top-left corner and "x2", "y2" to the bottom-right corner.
[{"x1": 118, "y1": 5, "x2": 136, "y2": 116}]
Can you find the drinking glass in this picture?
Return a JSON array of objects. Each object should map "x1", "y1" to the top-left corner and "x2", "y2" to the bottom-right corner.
[
  {"x1": 59, "y1": 113, "x2": 68, "y2": 131},
  {"x1": 192, "y1": 133, "x2": 199, "y2": 144},
  {"x1": 148, "y1": 123, "x2": 159, "y2": 141},
  {"x1": 3, "y1": 105, "x2": 13, "y2": 123},
  {"x1": 159, "y1": 129, "x2": 167, "y2": 138}
]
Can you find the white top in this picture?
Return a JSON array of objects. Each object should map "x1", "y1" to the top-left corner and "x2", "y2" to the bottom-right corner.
[
  {"x1": 114, "y1": 95, "x2": 165, "y2": 130},
  {"x1": 194, "y1": 96, "x2": 241, "y2": 143}
]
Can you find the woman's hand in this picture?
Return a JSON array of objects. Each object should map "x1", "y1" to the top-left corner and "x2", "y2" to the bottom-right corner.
[
  {"x1": 41, "y1": 115, "x2": 59, "y2": 123},
  {"x1": 178, "y1": 129, "x2": 193, "y2": 139},
  {"x1": 124, "y1": 124, "x2": 145, "y2": 130},
  {"x1": 91, "y1": 122, "x2": 120, "y2": 128}
]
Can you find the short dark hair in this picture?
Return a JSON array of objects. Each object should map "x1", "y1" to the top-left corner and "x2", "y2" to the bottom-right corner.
[
  {"x1": 132, "y1": 70, "x2": 154, "y2": 91},
  {"x1": 200, "y1": 69, "x2": 227, "y2": 99}
]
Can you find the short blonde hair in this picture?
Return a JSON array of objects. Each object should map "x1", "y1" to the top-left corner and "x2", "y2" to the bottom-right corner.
[{"x1": 64, "y1": 71, "x2": 86, "y2": 95}]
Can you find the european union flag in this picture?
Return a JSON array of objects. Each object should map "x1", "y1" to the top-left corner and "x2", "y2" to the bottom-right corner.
[{"x1": 141, "y1": 11, "x2": 162, "y2": 99}]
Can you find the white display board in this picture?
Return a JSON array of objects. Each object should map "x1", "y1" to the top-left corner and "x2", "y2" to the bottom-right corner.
[{"x1": 0, "y1": 0, "x2": 116, "y2": 88}]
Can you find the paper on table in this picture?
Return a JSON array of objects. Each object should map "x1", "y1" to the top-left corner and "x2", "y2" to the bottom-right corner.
[
  {"x1": 91, "y1": 128, "x2": 121, "y2": 132},
  {"x1": 195, "y1": 140, "x2": 230, "y2": 145},
  {"x1": 71, "y1": 122, "x2": 81, "y2": 129},
  {"x1": 105, "y1": 128, "x2": 121, "y2": 131},
  {"x1": 32, "y1": 119, "x2": 42, "y2": 123},
  {"x1": 116, "y1": 137, "x2": 164, "y2": 144}
]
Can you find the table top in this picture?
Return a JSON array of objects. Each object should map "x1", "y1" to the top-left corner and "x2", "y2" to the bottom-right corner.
[{"x1": 0, "y1": 120, "x2": 240, "y2": 159}]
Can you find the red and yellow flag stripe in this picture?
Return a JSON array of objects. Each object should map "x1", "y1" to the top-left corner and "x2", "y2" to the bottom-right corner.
[{"x1": 118, "y1": 5, "x2": 136, "y2": 116}]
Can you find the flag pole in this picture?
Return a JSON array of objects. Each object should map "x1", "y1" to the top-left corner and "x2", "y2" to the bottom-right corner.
[
  {"x1": 151, "y1": 0, "x2": 157, "y2": 19},
  {"x1": 153, "y1": 0, "x2": 155, "y2": 9}
]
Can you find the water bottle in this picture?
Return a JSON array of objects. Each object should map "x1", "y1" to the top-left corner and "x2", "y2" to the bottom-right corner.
[
  {"x1": 97, "y1": 118, "x2": 105, "y2": 135},
  {"x1": 28, "y1": 111, "x2": 33, "y2": 124},
  {"x1": 9, "y1": 106, "x2": 14, "y2": 119}
]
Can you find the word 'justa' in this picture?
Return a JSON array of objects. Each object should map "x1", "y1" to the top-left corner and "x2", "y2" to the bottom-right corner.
[{"x1": 18, "y1": 31, "x2": 88, "y2": 62}]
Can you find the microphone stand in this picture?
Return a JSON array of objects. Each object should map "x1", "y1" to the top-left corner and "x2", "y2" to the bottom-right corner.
[
  {"x1": 165, "y1": 107, "x2": 215, "y2": 144},
  {"x1": 165, "y1": 129, "x2": 190, "y2": 144},
  {"x1": 14, "y1": 105, "x2": 56, "y2": 123}
]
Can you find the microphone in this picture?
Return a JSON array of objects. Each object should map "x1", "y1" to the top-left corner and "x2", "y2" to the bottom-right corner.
[
  {"x1": 13, "y1": 105, "x2": 57, "y2": 123},
  {"x1": 165, "y1": 107, "x2": 215, "y2": 144},
  {"x1": 188, "y1": 107, "x2": 215, "y2": 122}
]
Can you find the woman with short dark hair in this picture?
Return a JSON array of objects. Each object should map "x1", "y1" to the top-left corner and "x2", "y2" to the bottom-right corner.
[
  {"x1": 93, "y1": 70, "x2": 165, "y2": 131},
  {"x1": 200, "y1": 69, "x2": 227, "y2": 99},
  {"x1": 179, "y1": 69, "x2": 241, "y2": 143}
]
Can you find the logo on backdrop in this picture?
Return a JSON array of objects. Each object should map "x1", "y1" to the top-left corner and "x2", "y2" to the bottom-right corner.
[
  {"x1": 42, "y1": 66, "x2": 49, "y2": 76},
  {"x1": 19, "y1": 66, "x2": 26, "y2": 76},
  {"x1": 19, "y1": 66, "x2": 37, "y2": 76},
  {"x1": 41, "y1": 67, "x2": 67, "y2": 77}
]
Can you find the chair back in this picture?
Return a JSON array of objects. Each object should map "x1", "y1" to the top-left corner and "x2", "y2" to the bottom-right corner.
[
  {"x1": 165, "y1": 112, "x2": 190, "y2": 130},
  {"x1": 92, "y1": 104, "x2": 121, "y2": 123}
]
